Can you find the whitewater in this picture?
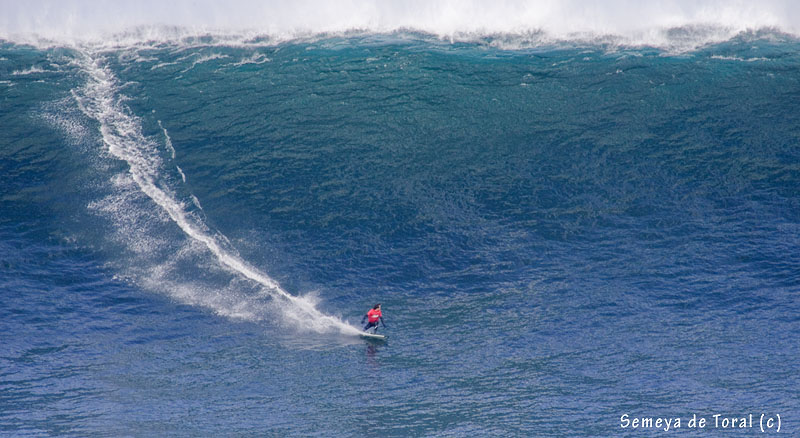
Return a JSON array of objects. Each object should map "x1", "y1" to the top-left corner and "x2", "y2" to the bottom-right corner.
[{"x1": 4, "y1": 0, "x2": 800, "y2": 50}]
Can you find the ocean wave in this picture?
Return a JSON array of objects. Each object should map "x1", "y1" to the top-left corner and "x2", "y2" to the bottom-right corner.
[{"x1": 3, "y1": 1, "x2": 800, "y2": 51}]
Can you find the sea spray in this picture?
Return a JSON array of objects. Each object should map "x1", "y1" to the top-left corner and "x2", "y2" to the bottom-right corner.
[
  {"x1": 4, "y1": 1, "x2": 800, "y2": 52},
  {"x1": 73, "y1": 50, "x2": 359, "y2": 335}
]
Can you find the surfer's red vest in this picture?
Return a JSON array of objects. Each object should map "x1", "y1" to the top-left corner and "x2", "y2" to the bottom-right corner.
[{"x1": 367, "y1": 308, "x2": 382, "y2": 323}]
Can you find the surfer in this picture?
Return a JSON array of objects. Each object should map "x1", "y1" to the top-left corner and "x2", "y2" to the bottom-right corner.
[{"x1": 361, "y1": 303, "x2": 386, "y2": 333}]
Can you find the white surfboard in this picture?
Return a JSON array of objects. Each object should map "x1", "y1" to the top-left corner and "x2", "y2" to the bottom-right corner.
[{"x1": 359, "y1": 332, "x2": 387, "y2": 341}]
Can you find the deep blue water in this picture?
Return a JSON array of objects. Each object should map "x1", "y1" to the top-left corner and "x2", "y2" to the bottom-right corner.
[{"x1": 2, "y1": 32, "x2": 800, "y2": 436}]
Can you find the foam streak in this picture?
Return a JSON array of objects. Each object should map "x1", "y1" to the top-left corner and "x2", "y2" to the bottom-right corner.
[{"x1": 74, "y1": 51, "x2": 359, "y2": 335}]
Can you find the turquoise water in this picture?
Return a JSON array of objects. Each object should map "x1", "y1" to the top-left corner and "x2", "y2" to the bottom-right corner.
[{"x1": 2, "y1": 23, "x2": 799, "y2": 437}]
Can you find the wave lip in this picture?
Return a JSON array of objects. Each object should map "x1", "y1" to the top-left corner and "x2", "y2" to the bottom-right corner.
[{"x1": 3, "y1": 1, "x2": 800, "y2": 50}]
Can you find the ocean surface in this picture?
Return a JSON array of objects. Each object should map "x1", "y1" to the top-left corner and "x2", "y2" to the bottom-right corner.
[{"x1": 2, "y1": 5, "x2": 800, "y2": 436}]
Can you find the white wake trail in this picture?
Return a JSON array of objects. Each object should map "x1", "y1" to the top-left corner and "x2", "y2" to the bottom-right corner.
[{"x1": 73, "y1": 50, "x2": 359, "y2": 336}]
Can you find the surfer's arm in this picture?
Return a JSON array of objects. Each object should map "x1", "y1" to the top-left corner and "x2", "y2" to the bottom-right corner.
[
  {"x1": 361, "y1": 314, "x2": 367, "y2": 324},
  {"x1": 379, "y1": 316, "x2": 386, "y2": 327}
]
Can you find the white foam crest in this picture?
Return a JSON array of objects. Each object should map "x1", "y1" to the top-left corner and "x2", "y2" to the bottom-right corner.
[
  {"x1": 710, "y1": 54, "x2": 771, "y2": 62},
  {"x1": 73, "y1": 50, "x2": 359, "y2": 335},
  {"x1": 181, "y1": 52, "x2": 229, "y2": 73},
  {"x1": 3, "y1": 1, "x2": 799, "y2": 50},
  {"x1": 230, "y1": 53, "x2": 271, "y2": 66},
  {"x1": 12, "y1": 66, "x2": 47, "y2": 75},
  {"x1": 151, "y1": 61, "x2": 179, "y2": 71}
]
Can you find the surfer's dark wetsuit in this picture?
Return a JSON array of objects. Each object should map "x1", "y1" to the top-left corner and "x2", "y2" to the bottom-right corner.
[{"x1": 361, "y1": 304, "x2": 386, "y2": 332}]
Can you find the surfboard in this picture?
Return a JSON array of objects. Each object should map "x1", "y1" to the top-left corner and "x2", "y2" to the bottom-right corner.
[{"x1": 359, "y1": 332, "x2": 387, "y2": 341}]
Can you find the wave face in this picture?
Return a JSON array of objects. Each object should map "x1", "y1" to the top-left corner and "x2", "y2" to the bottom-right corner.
[
  {"x1": 3, "y1": 0, "x2": 800, "y2": 50},
  {"x1": 2, "y1": 26, "x2": 800, "y2": 436}
]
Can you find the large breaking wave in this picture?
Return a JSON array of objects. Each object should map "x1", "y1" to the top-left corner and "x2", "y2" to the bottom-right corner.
[{"x1": 3, "y1": 0, "x2": 800, "y2": 51}]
